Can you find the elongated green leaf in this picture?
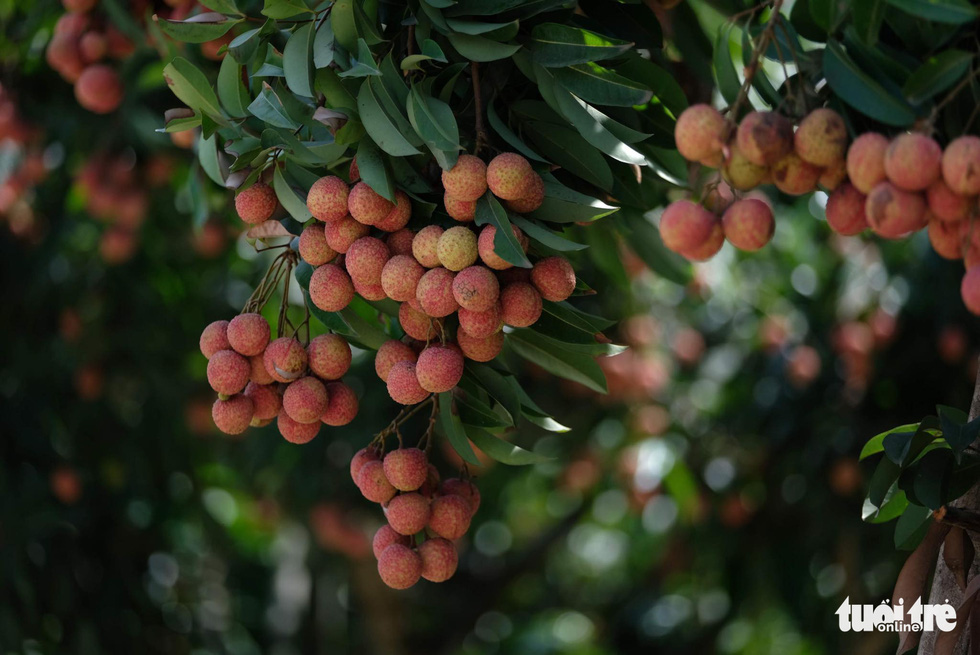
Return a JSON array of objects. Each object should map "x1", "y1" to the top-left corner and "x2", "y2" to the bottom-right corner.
[
  {"x1": 261, "y1": 0, "x2": 312, "y2": 19},
  {"x1": 868, "y1": 457, "x2": 902, "y2": 508},
  {"x1": 524, "y1": 121, "x2": 613, "y2": 191},
  {"x1": 339, "y1": 306, "x2": 389, "y2": 350},
  {"x1": 406, "y1": 86, "x2": 460, "y2": 169},
  {"x1": 439, "y1": 393, "x2": 482, "y2": 466},
  {"x1": 273, "y1": 164, "x2": 312, "y2": 221},
  {"x1": 528, "y1": 177, "x2": 618, "y2": 224},
  {"x1": 509, "y1": 216, "x2": 587, "y2": 252},
  {"x1": 456, "y1": 393, "x2": 512, "y2": 428},
  {"x1": 467, "y1": 428, "x2": 549, "y2": 465},
  {"x1": 618, "y1": 208, "x2": 690, "y2": 285},
  {"x1": 198, "y1": 133, "x2": 225, "y2": 186},
  {"x1": 330, "y1": 0, "x2": 358, "y2": 52},
  {"x1": 154, "y1": 14, "x2": 238, "y2": 44},
  {"x1": 486, "y1": 101, "x2": 548, "y2": 163},
  {"x1": 338, "y1": 39, "x2": 382, "y2": 78},
  {"x1": 357, "y1": 78, "x2": 422, "y2": 157},
  {"x1": 217, "y1": 54, "x2": 250, "y2": 118},
  {"x1": 861, "y1": 423, "x2": 919, "y2": 460},
  {"x1": 446, "y1": 32, "x2": 521, "y2": 62},
  {"x1": 356, "y1": 138, "x2": 395, "y2": 202},
  {"x1": 475, "y1": 195, "x2": 532, "y2": 267},
  {"x1": 885, "y1": 0, "x2": 978, "y2": 24},
  {"x1": 507, "y1": 329, "x2": 608, "y2": 393},
  {"x1": 823, "y1": 40, "x2": 917, "y2": 126},
  {"x1": 248, "y1": 86, "x2": 299, "y2": 129},
  {"x1": 529, "y1": 23, "x2": 632, "y2": 67},
  {"x1": 713, "y1": 23, "x2": 741, "y2": 106},
  {"x1": 852, "y1": 0, "x2": 885, "y2": 44},
  {"x1": 313, "y1": 18, "x2": 334, "y2": 68},
  {"x1": 542, "y1": 300, "x2": 614, "y2": 332},
  {"x1": 163, "y1": 57, "x2": 224, "y2": 119},
  {"x1": 894, "y1": 504, "x2": 933, "y2": 550},
  {"x1": 283, "y1": 21, "x2": 315, "y2": 97},
  {"x1": 863, "y1": 484, "x2": 908, "y2": 523},
  {"x1": 464, "y1": 364, "x2": 521, "y2": 425},
  {"x1": 552, "y1": 63, "x2": 652, "y2": 107},
  {"x1": 903, "y1": 50, "x2": 974, "y2": 104}
]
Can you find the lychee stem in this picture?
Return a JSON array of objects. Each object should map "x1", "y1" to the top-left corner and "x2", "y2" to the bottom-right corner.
[
  {"x1": 371, "y1": 394, "x2": 436, "y2": 449},
  {"x1": 471, "y1": 62, "x2": 489, "y2": 156},
  {"x1": 727, "y1": 0, "x2": 784, "y2": 122}
]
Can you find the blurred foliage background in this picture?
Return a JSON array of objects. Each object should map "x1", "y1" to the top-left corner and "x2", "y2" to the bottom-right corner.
[{"x1": 2, "y1": 0, "x2": 980, "y2": 654}]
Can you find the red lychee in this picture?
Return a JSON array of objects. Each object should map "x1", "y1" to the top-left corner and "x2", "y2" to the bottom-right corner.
[
  {"x1": 440, "y1": 478, "x2": 481, "y2": 515},
  {"x1": 307, "y1": 333, "x2": 351, "y2": 380},
  {"x1": 357, "y1": 460, "x2": 397, "y2": 503},
  {"x1": 416, "y1": 267, "x2": 459, "y2": 317},
  {"x1": 299, "y1": 224, "x2": 337, "y2": 266},
  {"x1": 927, "y1": 179, "x2": 970, "y2": 222},
  {"x1": 943, "y1": 136, "x2": 980, "y2": 195},
  {"x1": 386, "y1": 228, "x2": 415, "y2": 257},
  {"x1": 200, "y1": 320, "x2": 231, "y2": 359},
  {"x1": 375, "y1": 340, "x2": 419, "y2": 381},
  {"x1": 962, "y1": 266, "x2": 980, "y2": 315},
  {"x1": 234, "y1": 182, "x2": 277, "y2": 224},
  {"x1": 375, "y1": 190, "x2": 412, "y2": 232},
  {"x1": 452, "y1": 265, "x2": 499, "y2": 312},
  {"x1": 504, "y1": 171, "x2": 545, "y2": 214},
  {"x1": 456, "y1": 328, "x2": 504, "y2": 362},
  {"x1": 309, "y1": 263, "x2": 354, "y2": 312},
  {"x1": 846, "y1": 132, "x2": 889, "y2": 194},
  {"x1": 348, "y1": 181, "x2": 394, "y2": 226},
  {"x1": 398, "y1": 302, "x2": 441, "y2": 341},
  {"x1": 458, "y1": 303, "x2": 503, "y2": 338},
  {"x1": 674, "y1": 104, "x2": 727, "y2": 165},
  {"x1": 244, "y1": 382, "x2": 282, "y2": 421},
  {"x1": 306, "y1": 176, "x2": 349, "y2": 222},
  {"x1": 263, "y1": 337, "x2": 308, "y2": 383},
  {"x1": 794, "y1": 108, "x2": 848, "y2": 167},
  {"x1": 486, "y1": 153, "x2": 533, "y2": 200},
  {"x1": 477, "y1": 224, "x2": 525, "y2": 270},
  {"x1": 659, "y1": 200, "x2": 715, "y2": 256},
  {"x1": 377, "y1": 543, "x2": 422, "y2": 589},
  {"x1": 212, "y1": 395, "x2": 254, "y2": 435},
  {"x1": 415, "y1": 345, "x2": 464, "y2": 393},
  {"x1": 418, "y1": 538, "x2": 458, "y2": 582},
  {"x1": 884, "y1": 133, "x2": 942, "y2": 192},
  {"x1": 427, "y1": 494, "x2": 472, "y2": 539},
  {"x1": 531, "y1": 256, "x2": 576, "y2": 302},
  {"x1": 350, "y1": 447, "x2": 380, "y2": 483},
  {"x1": 442, "y1": 154, "x2": 488, "y2": 201},
  {"x1": 381, "y1": 255, "x2": 425, "y2": 302},
  {"x1": 227, "y1": 313, "x2": 271, "y2": 357},
  {"x1": 772, "y1": 152, "x2": 821, "y2": 195},
  {"x1": 321, "y1": 381, "x2": 358, "y2": 426},
  {"x1": 207, "y1": 349, "x2": 250, "y2": 395},
  {"x1": 282, "y1": 376, "x2": 329, "y2": 424},
  {"x1": 75, "y1": 65, "x2": 122, "y2": 114},
  {"x1": 385, "y1": 492, "x2": 431, "y2": 535},
  {"x1": 721, "y1": 198, "x2": 774, "y2": 251},
  {"x1": 865, "y1": 182, "x2": 927, "y2": 239},
  {"x1": 445, "y1": 193, "x2": 477, "y2": 222},
  {"x1": 929, "y1": 219, "x2": 963, "y2": 260},
  {"x1": 383, "y1": 447, "x2": 429, "y2": 491},
  {"x1": 324, "y1": 214, "x2": 370, "y2": 253},
  {"x1": 825, "y1": 183, "x2": 868, "y2": 236},
  {"x1": 387, "y1": 360, "x2": 430, "y2": 405},
  {"x1": 372, "y1": 525, "x2": 410, "y2": 559},
  {"x1": 412, "y1": 225, "x2": 444, "y2": 268},
  {"x1": 500, "y1": 282, "x2": 543, "y2": 327},
  {"x1": 736, "y1": 111, "x2": 793, "y2": 166},
  {"x1": 278, "y1": 412, "x2": 320, "y2": 444}
]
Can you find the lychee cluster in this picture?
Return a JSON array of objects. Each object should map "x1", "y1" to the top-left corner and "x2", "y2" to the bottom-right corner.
[
  {"x1": 200, "y1": 314, "x2": 360, "y2": 441},
  {"x1": 350, "y1": 445, "x2": 479, "y2": 589},
  {"x1": 441, "y1": 152, "x2": 545, "y2": 221}
]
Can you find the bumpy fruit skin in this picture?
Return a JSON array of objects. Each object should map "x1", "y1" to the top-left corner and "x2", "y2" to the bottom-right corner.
[
  {"x1": 354, "y1": 280, "x2": 387, "y2": 301},
  {"x1": 884, "y1": 133, "x2": 942, "y2": 191},
  {"x1": 962, "y1": 266, "x2": 980, "y2": 315},
  {"x1": 413, "y1": 225, "x2": 445, "y2": 268},
  {"x1": 398, "y1": 302, "x2": 441, "y2": 341},
  {"x1": 428, "y1": 495, "x2": 472, "y2": 539},
  {"x1": 444, "y1": 193, "x2": 477, "y2": 222},
  {"x1": 385, "y1": 493, "x2": 431, "y2": 535},
  {"x1": 212, "y1": 395, "x2": 254, "y2": 435},
  {"x1": 283, "y1": 376, "x2": 329, "y2": 424},
  {"x1": 772, "y1": 152, "x2": 821, "y2": 195},
  {"x1": 387, "y1": 360, "x2": 430, "y2": 405},
  {"x1": 416, "y1": 268, "x2": 459, "y2": 317},
  {"x1": 846, "y1": 132, "x2": 889, "y2": 194},
  {"x1": 504, "y1": 171, "x2": 545, "y2": 214},
  {"x1": 350, "y1": 447, "x2": 380, "y2": 483},
  {"x1": 486, "y1": 153, "x2": 533, "y2": 200},
  {"x1": 415, "y1": 345, "x2": 464, "y2": 393},
  {"x1": 373, "y1": 525, "x2": 410, "y2": 560},
  {"x1": 440, "y1": 478, "x2": 480, "y2": 515},
  {"x1": 375, "y1": 190, "x2": 412, "y2": 232},
  {"x1": 383, "y1": 448, "x2": 429, "y2": 491},
  {"x1": 794, "y1": 108, "x2": 848, "y2": 167},
  {"x1": 249, "y1": 354, "x2": 275, "y2": 385},
  {"x1": 500, "y1": 282, "x2": 542, "y2": 327},
  {"x1": 437, "y1": 226, "x2": 478, "y2": 271},
  {"x1": 865, "y1": 182, "x2": 927, "y2": 239},
  {"x1": 348, "y1": 158, "x2": 360, "y2": 183},
  {"x1": 263, "y1": 337, "x2": 308, "y2": 383},
  {"x1": 381, "y1": 255, "x2": 425, "y2": 302},
  {"x1": 321, "y1": 381, "x2": 358, "y2": 426},
  {"x1": 721, "y1": 198, "x2": 774, "y2": 251},
  {"x1": 377, "y1": 543, "x2": 422, "y2": 590},
  {"x1": 927, "y1": 179, "x2": 970, "y2": 222},
  {"x1": 674, "y1": 104, "x2": 727, "y2": 164},
  {"x1": 736, "y1": 111, "x2": 793, "y2": 166},
  {"x1": 207, "y1": 349, "x2": 250, "y2": 395},
  {"x1": 452, "y1": 266, "x2": 499, "y2": 311},
  {"x1": 929, "y1": 219, "x2": 963, "y2": 260},
  {"x1": 375, "y1": 340, "x2": 419, "y2": 381},
  {"x1": 306, "y1": 176, "x2": 349, "y2": 222},
  {"x1": 456, "y1": 328, "x2": 504, "y2": 362},
  {"x1": 358, "y1": 460, "x2": 397, "y2": 503},
  {"x1": 346, "y1": 236, "x2": 390, "y2": 287},
  {"x1": 200, "y1": 320, "x2": 231, "y2": 359},
  {"x1": 442, "y1": 154, "x2": 488, "y2": 201},
  {"x1": 235, "y1": 182, "x2": 277, "y2": 224},
  {"x1": 943, "y1": 136, "x2": 980, "y2": 195},
  {"x1": 825, "y1": 183, "x2": 868, "y2": 236},
  {"x1": 478, "y1": 224, "x2": 525, "y2": 270},
  {"x1": 458, "y1": 303, "x2": 502, "y2": 338},
  {"x1": 324, "y1": 215, "x2": 370, "y2": 253},
  {"x1": 418, "y1": 538, "x2": 458, "y2": 582},
  {"x1": 307, "y1": 333, "x2": 351, "y2": 380},
  {"x1": 75, "y1": 65, "x2": 122, "y2": 114},
  {"x1": 227, "y1": 313, "x2": 271, "y2": 357},
  {"x1": 531, "y1": 256, "x2": 576, "y2": 302},
  {"x1": 387, "y1": 228, "x2": 415, "y2": 257},
  {"x1": 278, "y1": 412, "x2": 320, "y2": 444},
  {"x1": 348, "y1": 182, "x2": 394, "y2": 226},
  {"x1": 309, "y1": 264, "x2": 354, "y2": 313},
  {"x1": 722, "y1": 144, "x2": 768, "y2": 190},
  {"x1": 299, "y1": 224, "x2": 337, "y2": 266},
  {"x1": 685, "y1": 221, "x2": 725, "y2": 261}
]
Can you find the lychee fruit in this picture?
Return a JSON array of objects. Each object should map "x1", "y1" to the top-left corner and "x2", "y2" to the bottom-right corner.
[
  {"x1": 504, "y1": 171, "x2": 545, "y2": 214},
  {"x1": 387, "y1": 228, "x2": 415, "y2": 256},
  {"x1": 373, "y1": 525, "x2": 410, "y2": 560},
  {"x1": 674, "y1": 104, "x2": 727, "y2": 164},
  {"x1": 418, "y1": 538, "x2": 458, "y2": 582},
  {"x1": 200, "y1": 320, "x2": 231, "y2": 359},
  {"x1": 212, "y1": 395, "x2": 254, "y2": 435},
  {"x1": 46, "y1": 32, "x2": 84, "y2": 82},
  {"x1": 500, "y1": 282, "x2": 543, "y2": 327},
  {"x1": 249, "y1": 354, "x2": 275, "y2": 385},
  {"x1": 943, "y1": 136, "x2": 980, "y2": 195},
  {"x1": 321, "y1": 381, "x2": 358, "y2": 426},
  {"x1": 306, "y1": 176, "x2": 349, "y2": 222},
  {"x1": 415, "y1": 345, "x2": 464, "y2": 393},
  {"x1": 846, "y1": 132, "x2": 889, "y2": 194},
  {"x1": 486, "y1": 153, "x2": 533, "y2": 200},
  {"x1": 235, "y1": 182, "x2": 277, "y2": 224},
  {"x1": 227, "y1": 313, "x2": 271, "y2": 357},
  {"x1": 383, "y1": 448, "x2": 429, "y2": 491},
  {"x1": 722, "y1": 144, "x2": 768, "y2": 190},
  {"x1": 721, "y1": 198, "x2": 774, "y2": 251},
  {"x1": 377, "y1": 543, "x2": 422, "y2": 589},
  {"x1": 884, "y1": 133, "x2": 942, "y2": 191},
  {"x1": 427, "y1": 494, "x2": 472, "y2": 539},
  {"x1": 348, "y1": 158, "x2": 360, "y2": 183},
  {"x1": 927, "y1": 179, "x2": 970, "y2": 222},
  {"x1": 381, "y1": 255, "x2": 425, "y2": 302},
  {"x1": 929, "y1": 219, "x2": 963, "y2": 260},
  {"x1": 348, "y1": 181, "x2": 394, "y2": 226},
  {"x1": 824, "y1": 183, "x2": 868, "y2": 236},
  {"x1": 794, "y1": 108, "x2": 848, "y2": 167},
  {"x1": 307, "y1": 333, "x2": 351, "y2": 380},
  {"x1": 375, "y1": 190, "x2": 412, "y2": 232},
  {"x1": 478, "y1": 224, "x2": 525, "y2": 270},
  {"x1": 412, "y1": 225, "x2": 445, "y2": 268},
  {"x1": 385, "y1": 493, "x2": 430, "y2": 535},
  {"x1": 75, "y1": 65, "x2": 122, "y2": 114},
  {"x1": 459, "y1": 303, "x2": 503, "y2": 338},
  {"x1": 819, "y1": 161, "x2": 847, "y2": 191},
  {"x1": 531, "y1": 256, "x2": 576, "y2": 302},
  {"x1": 263, "y1": 337, "x2": 308, "y2": 383},
  {"x1": 387, "y1": 360, "x2": 430, "y2": 405},
  {"x1": 445, "y1": 193, "x2": 477, "y2": 222},
  {"x1": 772, "y1": 152, "x2": 821, "y2": 195},
  {"x1": 457, "y1": 328, "x2": 504, "y2": 362},
  {"x1": 962, "y1": 266, "x2": 980, "y2": 315},
  {"x1": 452, "y1": 265, "x2": 499, "y2": 311},
  {"x1": 282, "y1": 376, "x2": 329, "y2": 424},
  {"x1": 442, "y1": 154, "x2": 488, "y2": 201},
  {"x1": 243, "y1": 382, "x2": 282, "y2": 421},
  {"x1": 375, "y1": 340, "x2": 418, "y2": 381},
  {"x1": 416, "y1": 268, "x2": 459, "y2": 317},
  {"x1": 207, "y1": 349, "x2": 250, "y2": 395},
  {"x1": 324, "y1": 214, "x2": 370, "y2": 253},
  {"x1": 278, "y1": 412, "x2": 320, "y2": 444},
  {"x1": 350, "y1": 447, "x2": 380, "y2": 483},
  {"x1": 79, "y1": 31, "x2": 107, "y2": 63},
  {"x1": 437, "y1": 226, "x2": 478, "y2": 271},
  {"x1": 660, "y1": 200, "x2": 714, "y2": 254},
  {"x1": 299, "y1": 224, "x2": 337, "y2": 266},
  {"x1": 354, "y1": 280, "x2": 387, "y2": 301},
  {"x1": 345, "y1": 237, "x2": 389, "y2": 287},
  {"x1": 309, "y1": 263, "x2": 354, "y2": 312},
  {"x1": 736, "y1": 111, "x2": 793, "y2": 166},
  {"x1": 440, "y1": 478, "x2": 480, "y2": 515},
  {"x1": 398, "y1": 302, "x2": 441, "y2": 341},
  {"x1": 358, "y1": 459, "x2": 397, "y2": 502},
  {"x1": 865, "y1": 181, "x2": 927, "y2": 239}
]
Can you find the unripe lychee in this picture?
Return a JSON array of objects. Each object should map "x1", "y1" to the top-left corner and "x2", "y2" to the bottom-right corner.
[
  {"x1": 825, "y1": 183, "x2": 868, "y2": 236},
  {"x1": 721, "y1": 198, "x2": 774, "y2": 251},
  {"x1": 387, "y1": 360, "x2": 430, "y2": 405},
  {"x1": 282, "y1": 376, "x2": 329, "y2": 424},
  {"x1": 452, "y1": 265, "x2": 499, "y2": 311},
  {"x1": 207, "y1": 349, "x2": 250, "y2": 395},
  {"x1": 324, "y1": 214, "x2": 370, "y2": 253},
  {"x1": 375, "y1": 340, "x2": 419, "y2": 381},
  {"x1": 531, "y1": 256, "x2": 576, "y2": 302},
  {"x1": 943, "y1": 136, "x2": 980, "y2": 195},
  {"x1": 377, "y1": 543, "x2": 422, "y2": 589},
  {"x1": 685, "y1": 220, "x2": 725, "y2": 261},
  {"x1": 416, "y1": 268, "x2": 459, "y2": 317},
  {"x1": 478, "y1": 224, "x2": 525, "y2": 270},
  {"x1": 321, "y1": 381, "x2": 358, "y2": 426},
  {"x1": 674, "y1": 104, "x2": 727, "y2": 164},
  {"x1": 772, "y1": 152, "x2": 820, "y2": 195},
  {"x1": 722, "y1": 144, "x2": 768, "y2": 190},
  {"x1": 385, "y1": 493, "x2": 431, "y2": 535},
  {"x1": 486, "y1": 153, "x2": 533, "y2": 200},
  {"x1": 458, "y1": 303, "x2": 502, "y2": 338},
  {"x1": 418, "y1": 538, "x2": 458, "y2": 582},
  {"x1": 427, "y1": 494, "x2": 472, "y2": 539},
  {"x1": 278, "y1": 412, "x2": 320, "y2": 444},
  {"x1": 373, "y1": 525, "x2": 410, "y2": 559},
  {"x1": 500, "y1": 282, "x2": 542, "y2": 327},
  {"x1": 299, "y1": 224, "x2": 337, "y2": 266},
  {"x1": 929, "y1": 219, "x2": 963, "y2": 260},
  {"x1": 398, "y1": 302, "x2": 441, "y2": 341},
  {"x1": 212, "y1": 395, "x2": 254, "y2": 435},
  {"x1": 263, "y1": 337, "x2": 308, "y2": 383},
  {"x1": 846, "y1": 132, "x2": 889, "y2": 193},
  {"x1": 456, "y1": 328, "x2": 504, "y2": 362},
  {"x1": 413, "y1": 225, "x2": 445, "y2": 268},
  {"x1": 200, "y1": 320, "x2": 231, "y2": 359},
  {"x1": 736, "y1": 111, "x2": 793, "y2": 166},
  {"x1": 244, "y1": 382, "x2": 282, "y2": 421},
  {"x1": 307, "y1": 333, "x2": 351, "y2": 380},
  {"x1": 445, "y1": 193, "x2": 477, "y2": 222},
  {"x1": 794, "y1": 108, "x2": 848, "y2": 167},
  {"x1": 306, "y1": 176, "x2": 349, "y2": 222},
  {"x1": 504, "y1": 171, "x2": 545, "y2": 214},
  {"x1": 358, "y1": 459, "x2": 397, "y2": 502},
  {"x1": 884, "y1": 133, "x2": 942, "y2": 191},
  {"x1": 234, "y1": 182, "x2": 277, "y2": 224},
  {"x1": 416, "y1": 345, "x2": 464, "y2": 393},
  {"x1": 962, "y1": 266, "x2": 980, "y2": 315},
  {"x1": 249, "y1": 354, "x2": 275, "y2": 385},
  {"x1": 309, "y1": 263, "x2": 354, "y2": 312},
  {"x1": 75, "y1": 65, "x2": 122, "y2": 114},
  {"x1": 386, "y1": 228, "x2": 415, "y2": 256},
  {"x1": 383, "y1": 448, "x2": 429, "y2": 491},
  {"x1": 350, "y1": 447, "x2": 380, "y2": 483},
  {"x1": 348, "y1": 182, "x2": 394, "y2": 225},
  {"x1": 345, "y1": 236, "x2": 390, "y2": 287},
  {"x1": 437, "y1": 226, "x2": 478, "y2": 271},
  {"x1": 442, "y1": 154, "x2": 488, "y2": 201},
  {"x1": 227, "y1": 313, "x2": 271, "y2": 357},
  {"x1": 375, "y1": 190, "x2": 412, "y2": 232},
  {"x1": 865, "y1": 182, "x2": 927, "y2": 239},
  {"x1": 440, "y1": 478, "x2": 480, "y2": 515},
  {"x1": 927, "y1": 179, "x2": 970, "y2": 222},
  {"x1": 381, "y1": 255, "x2": 425, "y2": 302}
]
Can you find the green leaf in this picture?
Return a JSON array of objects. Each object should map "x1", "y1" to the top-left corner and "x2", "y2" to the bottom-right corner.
[
  {"x1": 338, "y1": 39, "x2": 382, "y2": 78},
  {"x1": 198, "y1": 133, "x2": 225, "y2": 186},
  {"x1": 456, "y1": 393, "x2": 511, "y2": 429},
  {"x1": 528, "y1": 177, "x2": 619, "y2": 224},
  {"x1": 583, "y1": 226, "x2": 629, "y2": 289},
  {"x1": 868, "y1": 457, "x2": 902, "y2": 508},
  {"x1": 330, "y1": 0, "x2": 358, "y2": 53},
  {"x1": 524, "y1": 121, "x2": 613, "y2": 191},
  {"x1": 357, "y1": 77, "x2": 422, "y2": 157},
  {"x1": 713, "y1": 23, "x2": 741, "y2": 107},
  {"x1": 910, "y1": 449, "x2": 954, "y2": 510},
  {"x1": 903, "y1": 50, "x2": 974, "y2": 104},
  {"x1": 283, "y1": 21, "x2": 315, "y2": 97},
  {"x1": 894, "y1": 504, "x2": 933, "y2": 550},
  {"x1": 154, "y1": 14, "x2": 238, "y2": 44},
  {"x1": 261, "y1": 0, "x2": 312, "y2": 20},
  {"x1": 464, "y1": 364, "x2": 521, "y2": 425},
  {"x1": 313, "y1": 18, "x2": 335, "y2": 68},
  {"x1": 860, "y1": 422, "x2": 920, "y2": 460},
  {"x1": 475, "y1": 195, "x2": 532, "y2": 268},
  {"x1": 507, "y1": 329, "x2": 608, "y2": 393},
  {"x1": 614, "y1": 55, "x2": 687, "y2": 118},
  {"x1": 217, "y1": 55, "x2": 250, "y2": 118},
  {"x1": 552, "y1": 63, "x2": 652, "y2": 107},
  {"x1": 439, "y1": 393, "x2": 482, "y2": 466},
  {"x1": 339, "y1": 306, "x2": 389, "y2": 350},
  {"x1": 467, "y1": 427, "x2": 549, "y2": 465},
  {"x1": 863, "y1": 485, "x2": 908, "y2": 523},
  {"x1": 228, "y1": 25, "x2": 264, "y2": 63},
  {"x1": 529, "y1": 23, "x2": 632, "y2": 67},
  {"x1": 487, "y1": 101, "x2": 548, "y2": 163},
  {"x1": 406, "y1": 86, "x2": 460, "y2": 169},
  {"x1": 356, "y1": 138, "x2": 395, "y2": 202},
  {"x1": 852, "y1": 0, "x2": 886, "y2": 44},
  {"x1": 163, "y1": 57, "x2": 224, "y2": 119},
  {"x1": 509, "y1": 215, "x2": 587, "y2": 252},
  {"x1": 445, "y1": 18, "x2": 518, "y2": 35},
  {"x1": 273, "y1": 164, "x2": 312, "y2": 221},
  {"x1": 884, "y1": 0, "x2": 978, "y2": 23},
  {"x1": 541, "y1": 300, "x2": 615, "y2": 332},
  {"x1": 248, "y1": 85, "x2": 299, "y2": 129},
  {"x1": 949, "y1": 414, "x2": 980, "y2": 454},
  {"x1": 446, "y1": 32, "x2": 521, "y2": 62},
  {"x1": 618, "y1": 208, "x2": 691, "y2": 285},
  {"x1": 823, "y1": 40, "x2": 917, "y2": 126}
]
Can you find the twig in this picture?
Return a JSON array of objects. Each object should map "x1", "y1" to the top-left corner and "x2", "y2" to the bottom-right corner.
[
  {"x1": 727, "y1": 0, "x2": 785, "y2": 122},
  {"x1": 935, "y1": 506, "x2": 980, "y2": 535},
  {"x1": 471, "y1": 62, "x2": 489, "y2": 155}
]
